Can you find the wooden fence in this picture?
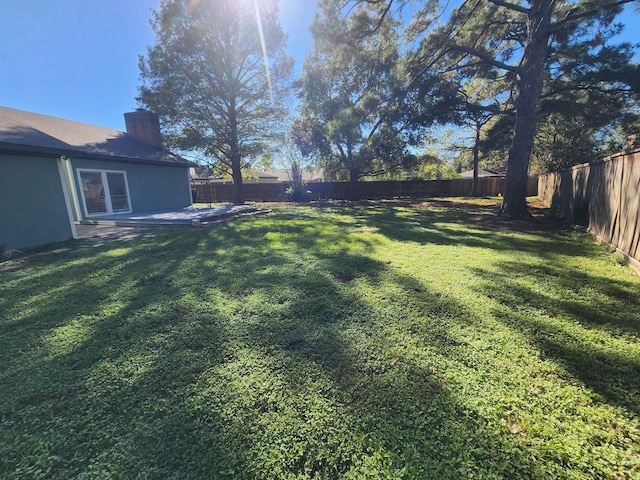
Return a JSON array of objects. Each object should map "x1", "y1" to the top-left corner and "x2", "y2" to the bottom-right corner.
[
  {"x1": 193, "y1": 176, "x2": 538, "y2": 203},
  {"x1": 538, "y1": 150, "x2": 640, "y2": 271}
]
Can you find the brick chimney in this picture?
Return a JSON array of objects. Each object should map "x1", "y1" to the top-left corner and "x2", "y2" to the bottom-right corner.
[{"x1": 124, "y1": 110, "x2": 163, "y2": 148}]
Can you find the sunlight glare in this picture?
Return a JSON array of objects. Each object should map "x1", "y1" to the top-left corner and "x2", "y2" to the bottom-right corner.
[
  {"x1": 253, "y1": 0, "x2": 274, "y2": 102},
  {"x1": 185, "y1": 0, "x2": 201, "y2": 14}
]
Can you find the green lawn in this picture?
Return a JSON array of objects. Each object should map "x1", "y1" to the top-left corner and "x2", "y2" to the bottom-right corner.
[{"x1": 1, "y1": 200, "x2": 639, "y2": 479}]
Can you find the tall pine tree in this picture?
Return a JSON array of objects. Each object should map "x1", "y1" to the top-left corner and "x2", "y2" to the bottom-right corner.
[
  {"x1": 294, "y1": 0, "x2": 418, "y2": 187},
  {"x1": 138, "y1": 0, "x2": 292, "y2": 204},
  {"x1": 346, "y1": 0, "x2": 638, "y2": 217}
]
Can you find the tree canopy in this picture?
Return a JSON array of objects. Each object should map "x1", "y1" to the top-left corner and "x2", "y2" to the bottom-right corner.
[
  {"x1": 294, "y1": 0, "x2": 431, "y2": 186},
  {"x1": 138, "y1": 0, "x2": 292, "y2": 204},
  {"x1": 343, "y1": 0, "x2": 639, "y2": 216},
  {"x1": 137, "y1": 0, "x2": 638, "y2": 212}
]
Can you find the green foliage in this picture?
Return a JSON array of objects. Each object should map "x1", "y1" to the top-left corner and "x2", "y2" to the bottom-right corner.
[
  {"x1": 285, "y1": 159, "x2": 308, "y2": 202},
  {"x1": 2, "y1": 202, "x2": 640, "y2": 478},
  {"x1": 500, "y1": 2, "x2": 633, "y2": 176},
  {"x1": 138, "y1": 0, "x2": 292, "y2": 202},
  {"x1": 259, "y1": 154, "x2": 275, "y2": 172},
  {"x1": 276, "y1": 132, "x2": 315, "y2": 201},
  {"x1": 411, "y1": 153, "x2": 460, "y2": 180},
  {"x1": 294, "y1": 0, "x2": 419, "y2": 184},
  {"x1": 360, "y1": 0, "x2": 640, "y2": 213},
  {"x1": 529, "y1": 17, "x2": 640, "y2": 171},
  {"x1": 531, "y1": 111, "x2": 602, "y2": 173},
  {"x1": 605, "y1": 112, "x2": 640, "y2": 153}
]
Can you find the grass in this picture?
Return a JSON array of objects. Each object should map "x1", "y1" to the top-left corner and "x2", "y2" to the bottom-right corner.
[{"x1": 1, "y1": 199, "x2": 639, "y2": 479}]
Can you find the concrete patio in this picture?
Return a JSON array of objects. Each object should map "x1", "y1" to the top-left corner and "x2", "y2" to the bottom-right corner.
[{"x1": 78, "y1": 204, "x2": 261, "y2": 226}]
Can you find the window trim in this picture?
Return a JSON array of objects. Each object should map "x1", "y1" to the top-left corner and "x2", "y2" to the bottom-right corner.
[{"x1": 76, "y1": 168, "x2": 132, "y2": 217}]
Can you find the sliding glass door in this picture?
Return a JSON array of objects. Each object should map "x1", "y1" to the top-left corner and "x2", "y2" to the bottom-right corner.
[
  {"x1": 78, "y1": 169, "x2": 131, "y2": 216},
  {"x1": 106, "y1": 172, "x2": 130, "y2": 212}
]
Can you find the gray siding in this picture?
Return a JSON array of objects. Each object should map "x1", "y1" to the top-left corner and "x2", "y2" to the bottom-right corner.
[
  {"x1": 0, "y1": 155, "x2": 73, "y2": 250},
  {"x1": 70, "y1": 159, "x2": 191, "y2": 217}
]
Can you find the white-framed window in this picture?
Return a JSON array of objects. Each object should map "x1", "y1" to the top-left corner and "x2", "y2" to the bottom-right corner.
[{"x1": 77, "y1": 169, "x2": 131, "y2": 216}]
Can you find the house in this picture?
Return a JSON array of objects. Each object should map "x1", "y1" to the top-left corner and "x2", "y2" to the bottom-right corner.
[
  {"x1": 242, "y1": 170, "x2": 281, "y2": 184},
  {"x1": 460, "y1": 168, "x2": 504, "y2": 178},
  {"x1": 261, "y1": 168, "x2": 325, "y2": 183},
  {"x1": 189, "y1": 167, "x2": 325, "y2": 185},
  {"x1": 0, "y1": 107, "x2": 193, "y2": 250}
]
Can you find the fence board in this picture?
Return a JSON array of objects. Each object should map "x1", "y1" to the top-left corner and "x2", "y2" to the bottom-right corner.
[
  {"x1": 538, "y1": 150, "x2": 640, "y2": 270},
  {"x1": 620, "y1": 155, "x2": 640, "y2": 258},
  {"x1": 193, "y1": 177, "x2": 537, "y2": 204}
]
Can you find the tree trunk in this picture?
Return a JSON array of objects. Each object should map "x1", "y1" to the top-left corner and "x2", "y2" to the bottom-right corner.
[
  {"x1": 472, "y1": 126, "x2": 480, "y2": 197},
  {"x1": 348, "y1": 167, "x2": 361, "y2": 201},
  {"x1": 231, "y1": 156, "x2": 244, "y2": 205},
  {"x1": 229, "y1": 108, "x2": 245, "y2": 205},
  {"x1": 500, "y1": 0, "x2": 553, "y2": 218}
]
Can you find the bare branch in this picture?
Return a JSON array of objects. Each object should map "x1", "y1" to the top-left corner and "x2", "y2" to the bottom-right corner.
[{"x1": 488, "y1": 0, "x2": 530, "y2": 14}]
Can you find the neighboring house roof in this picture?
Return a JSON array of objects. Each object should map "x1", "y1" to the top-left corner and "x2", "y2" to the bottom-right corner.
[
  {"x1": 244, "y1": 170, "x2": 280, "y2": 180},
  {"x1": 189, "y1": 167, "x2": 325, "y2": 184},
  {"x1": 0, "y1": 106, "x2": 191, "y2": 167},
  {"x1": 460, "y1": 168, "x2": 504, "y2": 178},
  {"x1": 262, "y1": 168, "x2": 325, "y2": 183}
]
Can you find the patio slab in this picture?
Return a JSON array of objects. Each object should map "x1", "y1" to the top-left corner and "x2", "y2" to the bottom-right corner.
[
  {"x1": 75, "y1": 224, "x2": 150, "y2": 243},
  {"x1": 78, "y1": 204, "x2": 260, "y2": 226}
]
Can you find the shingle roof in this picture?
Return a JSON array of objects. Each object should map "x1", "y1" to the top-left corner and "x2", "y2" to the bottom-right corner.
[
  {"x1": 0, "y1": 106, "x2": 191, "y2": 167},
  {"x1": 460, "y1": 168, "x2": 503, "y2": 178},
  {"x1": 261, "y1": 168, "x2": 325, "y2": 182}
]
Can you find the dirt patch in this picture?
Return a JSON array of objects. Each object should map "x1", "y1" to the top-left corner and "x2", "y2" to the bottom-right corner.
[{"x1": 465, "y1": 214, "x2": 573, "y2": 233}]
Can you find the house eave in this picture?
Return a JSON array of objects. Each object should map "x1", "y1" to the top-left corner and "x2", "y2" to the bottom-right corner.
[{"x1": 0, "y1": 142, "x2": 195, "y2": 168}]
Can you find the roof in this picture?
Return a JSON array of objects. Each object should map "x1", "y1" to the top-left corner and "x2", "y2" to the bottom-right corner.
[
  {"x1": 460, "y1": 168, "x2": 504, "y2": 178},
  {"x1": 244, "y1": 170, "x2": 280, "y2": 180},
  {"x1": 261, "y1": 168, "x2": 325, "y2": 182},
  {"x1": 0, "y1": 106, "x2": 191, "y2": 167}
]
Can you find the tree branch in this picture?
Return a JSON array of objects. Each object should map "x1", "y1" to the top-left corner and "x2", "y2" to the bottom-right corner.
[
  {"x1": 448, "y1": 45, "x2": 520, "y2": 73},
  {"x1": 488, "y1": 0, "x2": 530, "y2": 14},
  {"x1": 343, "y1": 0, "x2": 397, "y2": 37},
  {"x1": 549, "y1": 0, "x2": 636, "y2": 32}
]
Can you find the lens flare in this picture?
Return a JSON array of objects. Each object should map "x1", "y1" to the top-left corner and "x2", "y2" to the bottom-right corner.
[
  {"x1": 185, "y1": 0, "x2": 200, "y2": 14},
  {"x1": 253, "y1": 0, "x2": 274, "y2": 102}
]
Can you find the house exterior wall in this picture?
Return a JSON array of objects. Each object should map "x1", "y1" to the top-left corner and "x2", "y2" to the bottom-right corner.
[
  {"x1": 70, "y1": 158, "x2": 192, "y2": 217},
  {"x1": 0, "y1": 155, "x2": 74, "y2": 250}
]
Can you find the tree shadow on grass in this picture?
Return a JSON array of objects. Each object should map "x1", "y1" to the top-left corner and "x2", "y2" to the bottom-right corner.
[
  {"x1": 322, "y1": 204, "x2": 587, "y2": 261},
  {"x1": 471, "y1": 260, "x2": 640, "y2": 417},
  {"x1": 0, "y1": 218, "x2": 528, "y2": 478},
  {"x1": 181, "y1": 250, "x2": 540, "y2": 478},
  {"x1": 1, "y1": 209, "x2": 632, "y2": 479},
  {"x1": 0, "y1": 231, "x2": 218, "y2": 417}
]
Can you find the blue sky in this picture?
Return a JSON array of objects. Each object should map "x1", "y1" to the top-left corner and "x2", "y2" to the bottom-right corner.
[
  {"x1": 1, "y1": 1, "x2": 638, "y2": 132},
  {"x1": 0, "y1": 0, "x2": 318, "y2": 130}
]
